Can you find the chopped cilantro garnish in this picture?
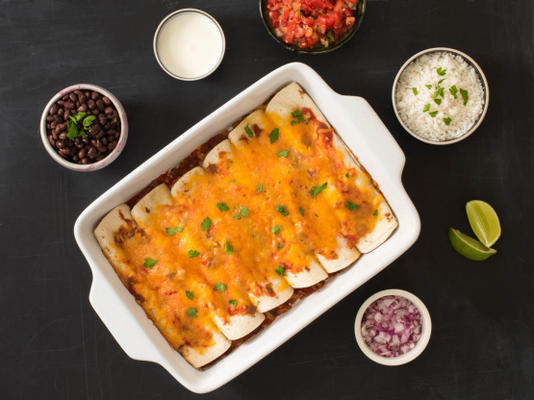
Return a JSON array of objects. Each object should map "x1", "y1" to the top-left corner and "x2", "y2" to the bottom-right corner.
[
  {"x1": 437, "y1": 78, "x2": 446, "y2": 85},
  {"x1": 429, "y1": 111, "x2": 438, "y2": 118},
  {"x1": 239, "y1": 206, "x2": 250, "y2": 217},
  {"x1": 460, "y1": 88, "x2": 469, "y2": 105},
  {"x1": 165, "y1": 226, "x2": 183, "y2": 235},
  {"x1": 423, "y1": 104, "x2": 431, "y2": 112},
  {"x1": 244, "y1": 124, "x2": 254, "y2": 138},
  {"x1": 290, "y1": 109, "x2": 306, "y2": 125},
  {"x1": 143, "y1": 258, "x2": 157, "y2": 269},
  {"x1": 277, "y1": 243, "x2": 284, "y2": 249},
  {"x1": 412, "y1": 87, "x2": 418, "y2": 95},
  {"x1": 185, "y1": 290, "x2": 194, "y2": 300},
  {"x1": 346, "y1": 201, "x2": 360, "y2": 211},
  {"x1": 437, "y1": 67, "x2": 447, "y2": 76},
  {"x1": 434, "y1": 98, "x2": 442, "y2": 105},
  {"x1": 345, "y1": 173, "x2": 350, "y2": 178},
  {"x1": 272, "y1": 225, "x2": 282, "y2": 234},
  {"x1": 443, "y1": 117, "x2": 452, "y2": 125},
  {"x1": 433, "y1": 87, "x2": 444, "y2": 99},
  {"x1": 299, "y1": 207, "x2": 305, "y2": 216},
  {"x1": 449, "y1": 85, "x2": 458, "y2": 99},
  {"x1": 224, "y1": 240, "x2": 234, "y2": 254},
  {"x1": 327, "y1": 30, "x2": 335, "y2": 42},
  {"x1": 188, "y1": 250, "x2": 200, "y2": 258},
  {"x1": 186, "y1": 307, "x2": 198, "y2": 318},
  {"x1": 373, "y1": 210, "x2": 379, "y2": 216},
  {"x1": 217, "y1": 202, "x2": 230, "y2": 211},
  {"x1": 309, "y1": 182, "x2": 327, "y2": 197},
  {"x1": 425, "y1": 84, "x2": 433, "y2": 90},
  {"x1": 201, "y1": 217, "x2": 212, "y2": 231},
  {"x1": 269, "y1": 128, "x2": 279, "y2": 144},
  {"x1": 229, "y1": 299, "x2": 237, "y2": 306},
  {"x1": 275, "y1": 265, "x2": 286, "y2": 276},
  {"x1": 277, "y1": 150, "x2": 289, "y2": 158},
  {"x1": 233, "y1": 214, "x2": 241, "y2": 220},
  {"x1": 257, "y1": 184, "x2": 263, "y2": 192},
  {"x1": 213, "y1": 282, "x2": 227, "y2": 292},
  {"x1": 276, "y1": 205, "x2": 289, "y2": 216}
]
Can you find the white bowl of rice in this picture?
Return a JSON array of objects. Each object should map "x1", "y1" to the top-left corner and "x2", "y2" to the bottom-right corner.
[{"x1": 392, "y1": 47, "x2": 489, "y2": 145}]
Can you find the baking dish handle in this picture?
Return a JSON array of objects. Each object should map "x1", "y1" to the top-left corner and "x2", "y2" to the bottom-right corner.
[{"x1": 336, "y1": 95, "x2": 406, "y2": 180}]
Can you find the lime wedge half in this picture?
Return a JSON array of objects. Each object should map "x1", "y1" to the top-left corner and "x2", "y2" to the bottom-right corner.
[
  {"x1": 449, "y1": 227, "x2": 497, "y2": 261},
  {"x1": 465, "y1": 200, "x2": 501, "y2": 247}
]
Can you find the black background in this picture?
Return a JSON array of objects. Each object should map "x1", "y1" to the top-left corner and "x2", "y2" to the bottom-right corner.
[{"x1": 1, "y1": 0, "x2": 533, "y2": 399}]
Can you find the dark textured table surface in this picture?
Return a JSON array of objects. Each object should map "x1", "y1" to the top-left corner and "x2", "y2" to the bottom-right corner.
[{"x1": 1, "y1": 0, "x2": 533, "y2": 399}]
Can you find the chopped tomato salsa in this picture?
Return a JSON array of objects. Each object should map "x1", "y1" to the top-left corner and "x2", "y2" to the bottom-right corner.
[{"x1": 266, "y1": 0, "x2": 359, "y2": 49}]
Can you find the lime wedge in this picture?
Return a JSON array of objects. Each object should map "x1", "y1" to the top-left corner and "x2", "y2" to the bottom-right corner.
[
  {"x1": 448, "y1": 227, "x2": 497, "y2": 261},
  {"x1": 465, "y1": 200, "x2": 501, "y2": 247}
]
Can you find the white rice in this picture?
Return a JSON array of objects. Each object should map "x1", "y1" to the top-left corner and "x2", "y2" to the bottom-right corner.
[{"x1": 394, "y1": 52, "x2": 485, "y2": 141}]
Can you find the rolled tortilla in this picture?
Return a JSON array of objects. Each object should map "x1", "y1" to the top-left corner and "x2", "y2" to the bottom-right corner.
[
  {"x1": 229, "y1": 110, "x2": 356, "y2": 274},
  {"x1": 94, "y1": 204, "x2": 232, "y2": 368},
  {"x1": 202, "y1": 140, "x2": 295, "y2": 311},
  {"x1": 131, "y1": 183, "x2": 173, "y2": 227},
  {"x1": 266, "y1": 82, "x2": 397, "y2": 254},
  {"x1": 170, "y1": 167, "x2": 266, "y2": 339}
]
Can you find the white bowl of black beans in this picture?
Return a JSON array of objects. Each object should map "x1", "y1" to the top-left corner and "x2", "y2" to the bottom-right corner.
[{"x1": 40, "y1": 84, "x2": 128, "y2": 171}]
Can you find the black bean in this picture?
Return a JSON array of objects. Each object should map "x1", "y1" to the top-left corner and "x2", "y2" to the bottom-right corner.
[
  {"x1": 82, "y1": 137, "x2": 88, "y2": 144},
  {"x1": 75, "y1": 100, "x2": 81, "y2": 107},
  {"x1": 91, "y1": 91, "x2": 99, "y2": 100},
  {"x1": 72, "y1": 155, "x2": 79, "y2": 162},
  {"x1": 96, "y1": 155, "x2": 105, "y2": 161},
  {"x1": 104, "y1": 123, "x2": 110, "y2": 130},
  {"x1": 49, "y1": 104, "x2": 58, "y2": 115},
  {"x1": 101, "y1": 137, "x2": 108, "y2": 145},
  {"x1": 87, "y1": 99, "x2": 96, "y2": 109},
  {"x1": 88, "y1": 147, "x2": 97, "y2": 158},
  {"x1": 98, "y1": 114, "x2": 107, "y2": 125},
  {"x1": 52, "y1": 131, "x2": 59, "y2": 140},
  {"x1": 96, "y1": 99, "x2": 104, "y2": 111},
  {"x1": 97, "y1": 145, "x2": 106, "y2": 153},
  {"x1": 104, "y1": 106, "x2": 113, "y2": 115},
  {"x1": 95, "y1": 130, "x2": 104, "y2": 139},
  {"x1": 59, "y1": 147, "x2": 71, "y2": 155},
  {"x1": 58, "y1": 132, "x2": 67, "y2": 140},
  {"x1": 69, "y1": 93, "x2": 77, "y2": 102},
  {"x1": 81, "y1": 157, "x2": 89, "y2": 164},
  {"x1": 61, "y1": 95, "x2": 69, "y2": 101},
  {"x1": 78, "y1": 148, "x2": 86, "y2": 158},
  {"x1": 102, "y1": 96, "x2": 110, "y2": 105},
  {"x1": 77, "y1": 105, "x2": 87, "y2": 112},
  {"x1": 107, "y1": 142, "x2": 115, "y2": 151},
  {"x1": 64, "y1": 101, "x2": 74, "y2": 109},
  {"x1": 46, "y1": 115, "x2": 54, "y2": 122},
  {"x1": 57, "y1": 108, "x2": 64, "y2": 116}
]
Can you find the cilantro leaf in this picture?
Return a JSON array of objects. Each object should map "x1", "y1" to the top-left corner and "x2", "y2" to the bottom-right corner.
[
  {"x1": 460, "y1": 88, "x2": 469, "y2": 105},
  {"x1": 165, "y1": 226, "x2": 183, "y2": 235},
  {"x1": 217, "y1": 202, "x2": 229, "y2": 211},
  {"x1": 188, "y1": 250, "x2": 200, "y2": 258},
  {"x1": 373, "y1": 210, "x2": 379, "y2": 216},
  {"x1": 443, "y1": 117, "x2": 452, "y2": 126},
  {"x1": 277, "y1": 150, "x2": 289, "y2": 158},
  {"x1": 213, "y1": 282, "x2": 227, "y2": 292},
  {"x1": 429, "y1": 111, "x2": 438, "y2": 118},
  {"x1": 437, "y1": 67, "x2": 447, "y2": 76},
  {"x1": 449, "y1": 85, "x2": 458, "y2": 99},
  {"x1": 229, "y1": 299, "x2": 237, "y2": 306},
  {"x1": 423, "y1": 104, "x2": 431, "y2": 112},
  {"x1": 275, "y1": 265, "x2": 286, "y2": 276},
  {"x1": 185, "y1": 290, "x2": 194, "y2": 300},
  {"x1": 272, "y1": 225, "x2": 282, "y2": 235},
  {"x1": 309, "y1": 182, "x2": 328, "y2": 197},
  {"x1": 277, "y1": 243, "x2": 284, "y2": 249},
  {"x1": 425, "y1": 84, "x2": 433, "y2": 90},
  {"x1": 346, "y1": 201, "x2": 360, "y2": 210},
  {"x1": 224, "y1": 240, "x2": 234, "y2": 254},
  {"x1": 186, "y1": 307, "x2": 198, "y2": 318},
  {"x1": 239, "y1": 206, "x2": 250, "y2": 217},
  {"x1": 412, "y1": 87, "x2": 418, "y2": 95},
  {"x1": 276, "y1": 205, "x2": 289, "y2": 216},
  {"x1": 143, "y1": 258, "x2": 157, "y2": 269},
  {"x1": 269, "y1": 128, "x2": 279, "y2": 144},
  {"x1": 257, "y1": 184, "x2": 263, "y2": 193},
  {"x1": 201, "y1": 217, "x2": 211, "y2": 231},
  {"x1": 434, "y1": 98, "x2": 442, "y2": 105},
  {"x1": 299, "y1": 207, "x2": 305, "y2": 216},
  {"x1": 244, "y1": 124, "x2": 254, "y2": 138}
]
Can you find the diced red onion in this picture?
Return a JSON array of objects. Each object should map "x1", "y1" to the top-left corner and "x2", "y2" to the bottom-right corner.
[{"x1": 361, "y1": 295, "x2": 422, "y2": 358}]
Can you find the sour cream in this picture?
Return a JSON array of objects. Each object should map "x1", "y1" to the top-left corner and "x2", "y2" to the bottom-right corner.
[{"x1": 154, "y1": 10, "x2": 225, "y2": 80}]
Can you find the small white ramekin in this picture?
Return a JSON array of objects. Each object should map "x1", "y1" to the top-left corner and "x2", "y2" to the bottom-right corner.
[
  {"x1": 40, "y1": 84, "x2": 128, "y2": 172},
  {"x1": 354, "y1": 289, "x2": 431, "y2": 366},
  {"x1": 392, "y1": 47, "x2": 489, "y2": 145},
  {"x1": 153, "y1": 8, "x2": 226, "y2": 81}
]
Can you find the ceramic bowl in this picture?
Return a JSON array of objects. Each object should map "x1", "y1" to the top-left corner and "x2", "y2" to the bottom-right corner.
[{"x1": 40, "y1": 83, "x2": 128, "y2": 172}]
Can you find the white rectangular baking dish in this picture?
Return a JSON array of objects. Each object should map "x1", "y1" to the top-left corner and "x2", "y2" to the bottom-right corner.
[{"x1": 74, "y1": 62, "x2": 420, "y2": 393}]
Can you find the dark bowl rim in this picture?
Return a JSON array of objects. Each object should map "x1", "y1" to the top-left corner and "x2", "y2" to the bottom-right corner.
[{"x1": 259, "y1": 0, "x2": 367, "y2": 54}]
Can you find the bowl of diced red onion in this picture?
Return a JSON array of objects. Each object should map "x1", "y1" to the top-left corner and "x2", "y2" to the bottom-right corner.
[{"x1": 354, "y1": 289, "x2": 431, "y2": 366}]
